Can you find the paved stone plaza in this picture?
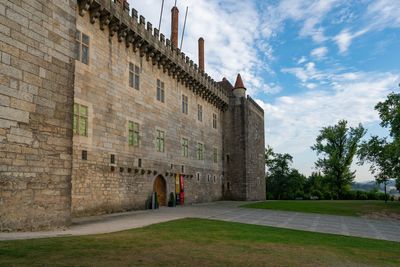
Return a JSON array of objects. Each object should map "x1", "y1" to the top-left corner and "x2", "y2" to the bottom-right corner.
[{"x1": 1, "y1": 201, "x2": 399, "y2": 242}]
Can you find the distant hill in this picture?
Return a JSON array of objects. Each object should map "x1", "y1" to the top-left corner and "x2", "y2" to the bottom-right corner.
[{"x1": 352, "y1": 179, "x2": 399, "y2": 196}]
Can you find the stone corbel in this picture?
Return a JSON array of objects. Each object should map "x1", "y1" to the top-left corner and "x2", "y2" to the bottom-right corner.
[
  {"x1": 99, "y1": 11, "x2": 111, "y2": 31},
  {"x1": 117, "y1": 24, "x2": 128, "y2": 42},
  {"x1": 108, "y1": 17, "x2": 120, "y2": 37},
  {"x1": 78, "y1": 0, "x2": 92, "y2": 16},
  {"x1": 89, "y1": 4, "x2": 101, "y2": 24}
]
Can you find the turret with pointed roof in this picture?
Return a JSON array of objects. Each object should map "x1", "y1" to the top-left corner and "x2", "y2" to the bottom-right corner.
[{"x1": 233, "y1": 73, "x2": 246, "y2": 98}]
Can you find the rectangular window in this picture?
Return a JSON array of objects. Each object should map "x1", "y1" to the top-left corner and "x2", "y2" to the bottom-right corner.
[
  {"x1": 73, "y1": 103, "x2": 88, "y2": 136},
  {"x1": 76, "y1": 30, "x2": 89, "y2": 65},
  {"x1": 181, "y1": 138, "x2": 189, "y2": 157},
  {"x1": 197, "y1": 104, "x2": 202, "y2": 121},
  {"x1": 110, "y1": 154, "x2": 115, "y2": 164},
  {"x1": 197, "y1": 143, "x2": 204, "y2": 160},
  {"x1": 82, "y1": 150, "x2": 87, "y2": 160},
  {"x1": 129, "y1": 63, "x2": 140, "y2": 90},
  {"x1": 212, "y1": 113, "x2": 217, "y2": 129},
  {"x1": 128, "y1": 121, "x2": 140, "y2": 146},
  {"x1": 182, "y1": 94, "x2": 188, "y2": 114},
  {"x1": 156, "y1": 129, "x2": 165, "y2": 152},
  {"x1": 213, "y1": 148, "x2": 218, "y2": 163},
  {"x1": 156, "y1": 79, "x2": 165, "y2": 103}
]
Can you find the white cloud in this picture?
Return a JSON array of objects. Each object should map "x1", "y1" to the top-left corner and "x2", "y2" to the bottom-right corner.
[
  {"x1": 310, "y1": 47, "x2": 328, "y2": 59},
  {"x1": 257, "y1": 71, "x2": 399, "y2": 180},
  {"x1": 334, "y1": 28, "x2": 367, "y2": 54},
  {"x1": 128, "y1": 0, "x2": 272, "y2": 96}
]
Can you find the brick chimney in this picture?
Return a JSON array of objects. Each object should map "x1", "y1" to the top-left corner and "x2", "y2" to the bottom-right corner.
[
  {"x1": 171, "y1": 6, "x2": 179, "y2": 48},
  {"x1": 198, "y1": 37, "x2": 205, "y2": 72}
]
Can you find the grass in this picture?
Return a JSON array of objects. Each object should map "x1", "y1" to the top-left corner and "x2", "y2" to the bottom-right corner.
[
  {"x1": 0, "y1": 218, "x2": 399, "y2": 266},
  {"x1": 243, "y1": 200, "x2": 400, "y2": 218}
]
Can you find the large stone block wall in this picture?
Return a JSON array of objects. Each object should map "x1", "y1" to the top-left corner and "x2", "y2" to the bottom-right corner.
[
  {"x1": 72, "y1": 13, "x2": 223, "y2": 216},
  {"x1": 0, "y1": 0, "x2": 76, "y2": 230},
  {"x1": 245, "y1": 97, "x2": 266, "y2": 200},
  {"x1": 222, "y1": 97, "x2": 247, "y2": 200}
]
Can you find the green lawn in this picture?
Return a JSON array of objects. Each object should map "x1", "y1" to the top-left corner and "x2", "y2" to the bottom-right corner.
[
  {"x1": 1, "y1": 218, "x2": 399, "y2": 266},
  {"x1": 243, "y1": 200, "x2": 400, "y2": 218}
]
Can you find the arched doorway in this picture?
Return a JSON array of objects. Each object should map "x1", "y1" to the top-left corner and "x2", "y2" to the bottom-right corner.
[{"x1": 153, "y1": 175, "x2": 167, "y2": 206}]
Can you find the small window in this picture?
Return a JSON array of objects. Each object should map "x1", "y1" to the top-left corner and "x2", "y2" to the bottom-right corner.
[
  {"x1": 76, "y1": 30, "x2": 89, "y2": 64},
  {"x1": 128, "y1": 121, "x2": 139, "y2": 146},
  {"x1": 196, "y1": 143, "x2": 204, "y2": 160},
  {"x1": 73, "y1": 103, "x2": 88, "y2": 136},
  {"x1": 213, "y1": 175, "x2": 216, "y2": 183},
  {"x1": 110, "y1": 154, "x2": 115, "y2": 164},
  {"x1": 156, "y1": 129, "x2": 165, "y2": 152},
  {"x1": 213, "y1": 148, "x2": 218, "y2": 163},
  {"x1": 156, "y1": 79, "x2": 165, "y2": 103},
  {"x1": 207, "y1": 174, "x2": 211, "y2": 183},
  {"x1": 212, "y1": 113, "x2": 217, "y2": 129},
  {"x1": 170, "y1": 164, "x2": 174, "y2": 170},
  {"x1": 138, "y1": 158, "x2": 142, "y2": 168},
  {"x1": 196, "y1": 172, "x2": 201, "y2": 182},
  {"x1": 181, "y1": 138, "x2": 189, "y2": 157},
  {"x1": 129, "y1": 63, "x2": 140, "y2": 90},
  {"x1": 82, "y1": 150, "x2": 87, "y2": 160},
  {"x1": 197, "y1": 104, "x2": 202, "y2": 122},
  {"x1": 181, "y1": 165, "x2": 185, "y2": 173},
  {"x1": 182, "y1": 94, "x2": 188, "y2": 114},
  {"x1": 226, "y1": 154, "x2": 230, "y2": 162},
  {"x1": 227, "y1": 182, "x2": 231, "y2": 190}
]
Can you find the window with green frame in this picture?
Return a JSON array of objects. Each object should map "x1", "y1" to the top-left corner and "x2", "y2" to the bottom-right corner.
[
  {"x1": 156, "y1": 129, "x2": 165, "y2": 152},
  {"x1": 128, "y1": 121, "x2": 139, "y2": 146},
  {"x1": 73, "y1": 103, "x2": 88, "y2": 136},
  {"x1": 197, "y1": 142, "x2": 204, "y2": 160},
  {"x1": 182, "y1": 138, "x2": 189, "y2": 157}
]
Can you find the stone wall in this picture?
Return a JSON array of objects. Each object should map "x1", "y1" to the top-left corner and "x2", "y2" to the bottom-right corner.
[
  {"x1": 72, "y1": 11, "x2": 223, "y2": 216},
  {"x1": 0, "y1": 0, "x2": 76, "y2": 230},
  {"x1": 245, "y1": 96, "x2": 266, "y2": 200}
]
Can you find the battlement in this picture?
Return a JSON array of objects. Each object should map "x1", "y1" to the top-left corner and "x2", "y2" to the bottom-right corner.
[
  {"x1": 77, "y1": 0, "x2": 229, "y2": 110},
  {"x1": 247, "y1": 96, "x2": 264, "y2": 115}
]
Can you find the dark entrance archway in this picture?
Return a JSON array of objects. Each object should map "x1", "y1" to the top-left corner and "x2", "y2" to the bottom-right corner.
[{"x1": 153, "y1": 175, "x2": 167, "y2": 206}]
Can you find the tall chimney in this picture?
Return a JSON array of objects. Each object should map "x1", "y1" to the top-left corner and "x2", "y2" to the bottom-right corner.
[
  {"x1": 171, "y1": 6, "x2": 179, "y2": 48},
  {"x1": 198, "y1": 37, "x2": 205, "y2": 72}
]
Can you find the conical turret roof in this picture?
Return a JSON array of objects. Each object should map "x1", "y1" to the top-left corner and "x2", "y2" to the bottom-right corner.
[{"x1": 234, "y1": 74, "x2": 246, "y2": 90}]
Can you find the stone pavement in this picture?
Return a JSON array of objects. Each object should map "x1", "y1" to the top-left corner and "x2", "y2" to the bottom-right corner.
[{"x1": 1, "y1": 201, "x2": 399, "y2": 242}]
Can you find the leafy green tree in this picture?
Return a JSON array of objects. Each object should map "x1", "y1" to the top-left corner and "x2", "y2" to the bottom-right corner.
[
  {"x1": 311, "y1": 120, "x2": 366, "y2": 199},
  {"x1": 358, "y1": 86, "x2": 400, "y2": 197},
  {"x1": 265, "y1": 146, "x2": 293, "y2": 199},
  {"x1": 305, "y1": 172, "x2": 330, "y2": 199}
]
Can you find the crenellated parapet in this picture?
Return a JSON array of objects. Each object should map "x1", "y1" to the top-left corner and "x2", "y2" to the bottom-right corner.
[{"x1": 78, "y1": 0, "x2": 229, "y2": 111}]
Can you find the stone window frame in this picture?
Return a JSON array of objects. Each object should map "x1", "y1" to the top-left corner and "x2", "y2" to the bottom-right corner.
[
  {"x1": 213, "y1": 175, "x2": 217, "y2": 184},
  {"x1": 128, "y1": 121, "x2": 140, "y2": 147},
  {"x1": 212, "y1": 113, "x2": 217, "y2": 129},
  {"x1": 207, "y1": 174, "x2": 211, "y2": 183},
  {"x1": 156, "y1": 79, "x2": 165, "y2": 103},
  {"x1": 213, "y1": 147, "x2": 218, "y2": 163},
  {"x1": 75, "y1": 30, "x2": 89, "y2": 65},
  {"x1": 196, "y1": 142, "x2": 204, "y2": 161},
  {"x1": 73, "y1": 103, "x2": 89, "y2": 136},
  {"x1": 197, "y1": 104, "x2": 203, "y2": 122},
  {"x1": 182, "y1": 94, "x2": 188, "y2": 114},
  {"x1": 156, "y1": 129, "x2": 165, "y2": 153},
  {"x1": 129, "y1": 63, "x2": 140, "y2": 90},
  {"x1": 196, "y1": 172, "x2": 201, "y2": 183},
  {"x1": 181, "y1": 137, "x2": 189, "y2": 157}
]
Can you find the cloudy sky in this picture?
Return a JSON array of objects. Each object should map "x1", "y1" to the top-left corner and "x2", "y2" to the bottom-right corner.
[{"x1": 128, "y1": 0, "x2": 400, "y2": 182}]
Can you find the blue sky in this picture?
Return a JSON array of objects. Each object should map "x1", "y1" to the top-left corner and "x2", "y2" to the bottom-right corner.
[{"x1": 130, "y1": 0, "x2": 400, "y2": 181}]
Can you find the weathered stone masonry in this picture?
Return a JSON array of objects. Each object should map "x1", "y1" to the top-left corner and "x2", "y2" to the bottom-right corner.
[
  {"x1": 0, "y1": 0, "x2": 265, "y2": 231},
  {"x1": 0, "y1": 0, "x2": 76, "y2": 230}
]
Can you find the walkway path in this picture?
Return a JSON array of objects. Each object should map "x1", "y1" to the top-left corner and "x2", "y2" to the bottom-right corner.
[{"x1": 1, "y1": 201, "x2": 399, "y2": 242}]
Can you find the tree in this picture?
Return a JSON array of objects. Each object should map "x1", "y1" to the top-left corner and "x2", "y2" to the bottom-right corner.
[
  {"x1": 311, "y1": 120, "x2": 366, "y2": 199},
  {"x1": 265, "y1": 146, "x2": 293, "y2": 199},
  {"x1": 358, "y1": 85, "x2": 400, "y2": 197},
  {"x1": 358, "y1": 137, "x2": 395, "y2": 202}
]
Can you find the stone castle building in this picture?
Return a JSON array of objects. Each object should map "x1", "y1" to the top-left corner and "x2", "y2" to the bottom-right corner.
[{"x1": 0, "y1": 0, "x2": 265, "y2": 231}]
